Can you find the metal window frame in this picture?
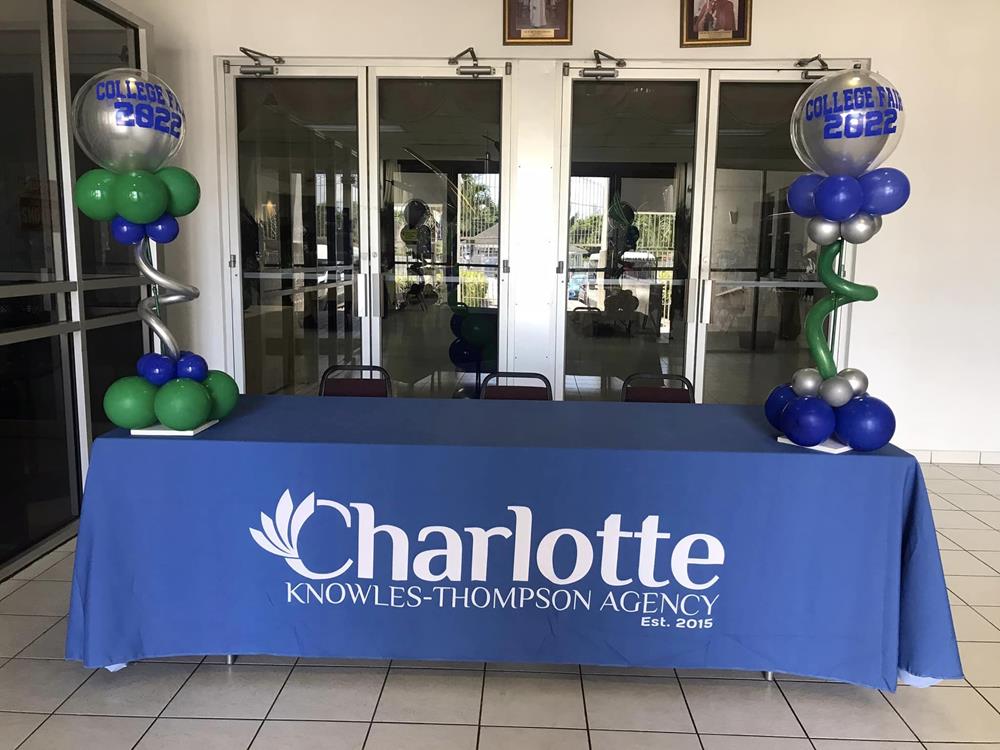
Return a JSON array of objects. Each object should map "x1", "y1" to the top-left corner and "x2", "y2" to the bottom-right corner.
[
  {"x1": 694, "y1": 67, "x2": 864, "y2": 402},
  {"x1": 216, "y1": 61, "x2": 371, "y2": 390},
  {"x1": 47, "y1": 0, "x2": 155, "y2": 488},
  {"x1": 366, "y1": 62, "x2": 513, "y2": 375},
  {"x1": 554, "y1": 64, "x2": 711, "y2": 401},
  {"x1": 218, "y1": 58, "x2": 513, "y2": 389}
]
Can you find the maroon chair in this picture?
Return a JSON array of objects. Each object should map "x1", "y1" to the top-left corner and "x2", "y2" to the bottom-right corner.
[
  {"x1": 481, "y1": 372, "x2": 553, "y2": 401},
  {"x1": 318, "y1": 365, "x2": 393, "y2": 398},
  {"x1": 621, "y1": 373, "x2": 695, "y2": 404}
]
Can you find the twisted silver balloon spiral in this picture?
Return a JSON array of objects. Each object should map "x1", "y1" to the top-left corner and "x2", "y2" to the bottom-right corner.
[{"x1": 134, "y1": 237, "x2": 199, "y2": 360}]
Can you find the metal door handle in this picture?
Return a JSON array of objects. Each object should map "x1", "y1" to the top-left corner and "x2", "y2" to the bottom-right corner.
[{"x1": 699, "y1": 279, "x2": 714, "y2": 324}]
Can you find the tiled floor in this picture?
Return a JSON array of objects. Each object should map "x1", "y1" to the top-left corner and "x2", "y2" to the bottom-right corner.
[{"x1": 4, "y1": 465, "x2": 1000, "y2": 748}]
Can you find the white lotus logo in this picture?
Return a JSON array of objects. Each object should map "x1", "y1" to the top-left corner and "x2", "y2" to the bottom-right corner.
[{"x1": 250, "y1": 490, "x2": 353, "y2": 580}]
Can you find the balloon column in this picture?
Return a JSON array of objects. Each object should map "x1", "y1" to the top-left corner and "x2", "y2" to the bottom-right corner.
[
  {"x1": 767, "y1": 69, "x2": 907, "y2": 451},
  {"x1": 71, "y1": 68, "x2": 239, "y2": 432}
]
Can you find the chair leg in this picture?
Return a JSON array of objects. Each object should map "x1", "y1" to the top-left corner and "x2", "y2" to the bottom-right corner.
[
  {"x1": 763, "y1": 670, "x2": 774, "y2": 681},
  {"x1": 226, "y1": 655, "x2": 235, "y2": 666}
]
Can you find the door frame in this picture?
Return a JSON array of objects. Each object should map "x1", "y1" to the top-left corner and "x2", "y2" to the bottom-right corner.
[
  {"x1": 553, "y1": 64, "x2": 711, "y2": 401},
  {"x1": 216, "y1": 61, "x2": 370, "y2": 390},
  {"x1": 694, "y1": 67, "x2": 859, "y2": 402},
  {"x1": 365, "y1": 62, "x2": 513, "y2": 375}
]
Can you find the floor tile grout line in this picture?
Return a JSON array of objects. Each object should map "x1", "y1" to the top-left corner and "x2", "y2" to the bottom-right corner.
[
  {"x1": 12, "y1": 652, "x2": 103, "y2": 750},
  {"x1": 0, "y1": 550, "x2": 76, "y2": 593},
  {"x1": 772, "y1": 677, "x2": 816, "y2": 749},
  {"x1": 474, "y1": 662, "x2": 485, "y2": 750},
  {"x1": 11, "y1": 616, "x2": 67, "y2": 660},
  {"x1": 127, "y1": 655, "x2": 206, "y2": 750},
  {"x1": 673, "y1": 671, "x2": 705, "y2": 750},
  {"x1": 876, "y1": 688, "x2": 923, "y2": 745},
  {"x1": 576, "y1": 664, "x2": 592, "y2": 750},
  {"x1": 245, "y1": 658, "x2": 297, "y2": 749},
  {"x1": 361, "y1": 659, "x2": 392, "y2": 749},
  {"x1": 968, "y1": 682, "x2": 1000, "y2": 719}
]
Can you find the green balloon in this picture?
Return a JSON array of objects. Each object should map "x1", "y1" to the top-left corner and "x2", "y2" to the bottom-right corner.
[
  {"x1": 112, "y1": 170, "x2": 169, "y2": 225},
  {"x1": 156, "y1": 166, "x2": 201, "y2": 217},
  {"x1": 202, "y1": 370, "x2": 240, "y2": 420},
  {"x1": 73, "y1": 169, "x2": 118, "y2": 221},
  {"x1": 103, "y1": 376, "x2": 157, "y2": 430},
  {"x1": 154, "y1": 378, "x2": 212, "y2": 431}
]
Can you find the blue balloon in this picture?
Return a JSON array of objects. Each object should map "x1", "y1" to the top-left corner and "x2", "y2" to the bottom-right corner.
[
  {"x1": 780, "y1": 396, "x2": 836, "y2": 447},
  {"x1": 136, "y1": 352, "x2": 160, "y2": 376},
  {"x1": 450, "y1": 314, "x2": 464, "y2": 338},
  {"x1": 111, "y1": 215, "x2": 146, "y2": 245},
  {"x1": 146, "y1": 213, "x2": 180, "y2": 244},
  {"x1": 836, "y1": 395, "x2": 896, "y2": 452},
  {"x1": 787, "y1": 174, "x2": 825, "y2": 218},
  {"x1": 815, "y1": 176, "x2": 864, "y2": 222},
  {"x1": 860, "y1": 168, "x2": 910, "y2": 215},
  {"x1": 138, "y1": 353, "x2": 177, "y2": 387},
  {"x1": 448, "y1": 338, "x2": 479, "y2": 372},
  {"x1": 764, "y1": 384, "x2": 798, "y2": 430},
  {"x1": 176, "y1": 353, "x2": 208, "y2": 382}
]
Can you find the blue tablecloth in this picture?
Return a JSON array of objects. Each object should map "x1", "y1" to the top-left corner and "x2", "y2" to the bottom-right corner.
[{"x1": 67, "y1": 395, "x2": 961, "y2": 689}]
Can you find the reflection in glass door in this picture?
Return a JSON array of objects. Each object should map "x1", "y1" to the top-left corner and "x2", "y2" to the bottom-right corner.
[
  {"x1": 235, "y1": 76, "x2": 363, "y2": 395},
  {"x1": 375, "y1": 76, "x2": 503, "y2": 398},
  {"x1": 562, "y1": 78, "x2": 702, "y2": 401},
  {"x1": 699, "y1": 76, "x2": 830, "y2": 405}
]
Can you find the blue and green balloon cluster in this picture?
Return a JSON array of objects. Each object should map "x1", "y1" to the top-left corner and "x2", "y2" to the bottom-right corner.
[
  {"x1": 103, "y1": 351, "x2": 239, "y2": 432},
  {"x1": 73, "y1": 166, "x2": 200, "y2": 246}
]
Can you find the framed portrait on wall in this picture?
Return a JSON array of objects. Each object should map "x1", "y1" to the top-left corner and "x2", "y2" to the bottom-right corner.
[
  {"x1": 504, "y1": 0, "x2": 573, "y2": 45},
  {"x1": 681, "y1": 0, "x2": 752, "y2": 47}
]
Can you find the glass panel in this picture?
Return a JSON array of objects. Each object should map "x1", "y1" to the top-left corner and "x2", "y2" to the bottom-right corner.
[
  {"x1": 0, "y1": 1, "x2": 63, "y2": 285},
  {"x1": 378, "y1": 78, "x2": 502, "y2": 398},
  {"x1": 0, "y1": 335, "x2": 78, "y2": 562},
  {"x1": 83, "y1": 285, "x2": 142, "y2": 318},
  {"x1": 703, "y1": 81, "x2": 825, "y2": 405},
  {"x1": 86, "y1": 320, "x2": 144, "y2": 438},
  {"x1": 0, "y1": 294, "x2": 66, "y2": 332},
  {"x1": 564, "y1": 81, "x2": 698, "y2": 401},
  {"x1": 67, "y1": 0, "x2": 141, "y2": 279},
  {"x1": 237, "y1": 78, "x2": 362, "y2": 396}
]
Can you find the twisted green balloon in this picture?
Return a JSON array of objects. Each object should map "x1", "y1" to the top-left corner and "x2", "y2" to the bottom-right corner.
[{"x1": 804, "y1": 240, "x2": 878, "y2": 379}]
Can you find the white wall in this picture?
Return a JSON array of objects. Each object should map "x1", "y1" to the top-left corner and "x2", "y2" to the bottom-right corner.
[{"x1": 118, "y1": 0, "x2": 1000, "y2": 454}]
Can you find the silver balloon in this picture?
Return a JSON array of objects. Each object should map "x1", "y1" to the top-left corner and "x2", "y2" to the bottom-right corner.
[
  {"x1": 790, "y1": 68, "x2": 905, "y2": 176},
  {"x1": 72, "y1": 67, "x2": 185, "y2": 173},
  {"x1": 840, "y1": 213, "x2": 882, "y2": 244},
  {"x1": 838, "y1": 367, "x2": 869, "y2": 396},
  {"x1": 791, "y1": 367, "x2": 823, "y2": 397},
  {"x1": 807, "y1": 217, "x2": 841, "y2": 245},
  {"x1": 819, "y1": 376, "x2": 854, "y2": 408}
]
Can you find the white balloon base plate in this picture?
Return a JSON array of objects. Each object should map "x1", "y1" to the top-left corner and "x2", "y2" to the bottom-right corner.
[
  {"x1": 777, "y1": 435, "x2": 851, "y2": 454},
  {"x1": 130, "y1": 420, "x2": 218, "y2": 437}
]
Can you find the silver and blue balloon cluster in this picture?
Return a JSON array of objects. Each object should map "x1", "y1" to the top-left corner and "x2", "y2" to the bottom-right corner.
[
  {"x1": 786, "y1": 69, "x2": 909, "y2": 245},
  {"x1": 765, "y1": 369, "x2": 895, "y2": 452}
]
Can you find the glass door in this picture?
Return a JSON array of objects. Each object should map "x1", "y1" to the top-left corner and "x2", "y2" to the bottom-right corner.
[
  {"x1": 369, "y1": 66, "x2": 509, "y2": 398},
  {"x1": 223, "y1": 67, "x2": 368, "y2": 395},
  {"x1": 696, "y1": 70, "x2": 845, "y2": 404},
  {"x1": 557, "y1": 68, "x2": 709, "y2": 401}
]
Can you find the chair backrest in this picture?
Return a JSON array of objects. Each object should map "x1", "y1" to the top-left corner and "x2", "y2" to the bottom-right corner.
[
  {"x1": 318, "y1": 365, "x2": 392, "y2": 398},
  {"x1": 481, "y1": 372, "x2": 553, "y2": 401},
  {"x1": 621, "y1": 373, "x2": 695, "y2": 404}
]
